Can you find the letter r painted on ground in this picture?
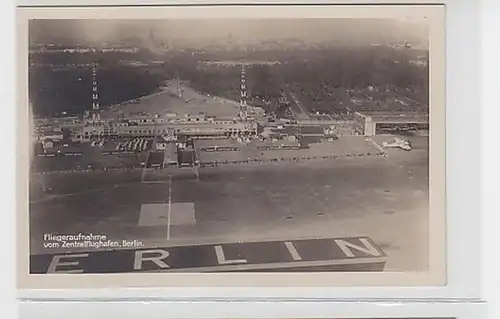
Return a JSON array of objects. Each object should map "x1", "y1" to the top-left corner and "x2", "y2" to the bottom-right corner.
[
  {"x1": 134, "y1": 249, "x2": 171, "y2": 270},
  {"x1": 334, "y1": 238, "x2": 381, "y2": 258},
  {"x1": 47, "y1": 253, "x2": 89, "y2": 273}
]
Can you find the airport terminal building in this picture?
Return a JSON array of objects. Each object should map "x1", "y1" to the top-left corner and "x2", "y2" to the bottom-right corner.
[{"x1": 65, "y1": 114, "x2": 259, "y2": 141}]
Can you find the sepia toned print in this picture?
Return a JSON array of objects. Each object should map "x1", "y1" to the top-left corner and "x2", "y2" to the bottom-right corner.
[{"x1": 17, "y1": 5, "x2": 446, "y2": 289}]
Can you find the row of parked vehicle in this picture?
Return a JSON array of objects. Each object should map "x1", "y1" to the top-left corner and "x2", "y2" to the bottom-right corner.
[{"x1": 115, "y1": 138, "x2": 152, "y2": 152}]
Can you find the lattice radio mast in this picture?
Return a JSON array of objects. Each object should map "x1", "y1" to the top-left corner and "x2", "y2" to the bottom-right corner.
[
  {"x1": 91, "y1": 63, "x2": 100, "y2": 123},
  {"x1": 239, "y1": 64, "x2": 248, "y2": 120}
]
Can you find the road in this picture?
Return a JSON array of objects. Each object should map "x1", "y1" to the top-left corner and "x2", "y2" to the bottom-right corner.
[{"x1": 284, "y1": 85, "x2": 310, "y2": 121}]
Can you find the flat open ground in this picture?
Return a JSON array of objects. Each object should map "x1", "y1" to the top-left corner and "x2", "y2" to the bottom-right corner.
[
  {"x1": 371, "y1": 134, "x2": 429, "y2": 181},
  {"x1": 29, "y1": 138, "x2": 429, "y2": 271},
  {"x1": 100, "y1": 81, "x2": 241, "y2": 118},
  {"x1": 288, "y1": 86, "x2": 352, "y2": 115},
  {"x1": 31, "y1": 144, "x2": 148, "y2": 174},
  {"x1": 195, "y1": 136, "x2": 383, "y2": 164}
]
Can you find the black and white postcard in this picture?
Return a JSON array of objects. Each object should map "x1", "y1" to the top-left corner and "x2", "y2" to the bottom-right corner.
[{"x1": 16, "y1": 4, "x2": 446, "y2": 289}]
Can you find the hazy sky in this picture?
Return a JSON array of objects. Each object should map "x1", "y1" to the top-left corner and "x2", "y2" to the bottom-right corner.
[{"x1": 29, "y1": 19, "x2": 428, "y2": 44}]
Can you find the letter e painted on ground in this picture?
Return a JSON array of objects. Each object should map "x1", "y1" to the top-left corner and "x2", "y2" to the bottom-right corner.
[
  {"x1": 134, "y1": 249, "x2": 171, "y2": 270},
  {"x1": 334, "y1": 238, "x2": 381, "y2": 258},
  {"x1": 47, "y1": 253, "x2": 89, "y2": 273}
]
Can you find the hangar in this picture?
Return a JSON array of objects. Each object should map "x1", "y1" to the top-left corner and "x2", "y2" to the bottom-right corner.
[{"x1": 353, "y1": 112, "x2": 429, "y2": 136}]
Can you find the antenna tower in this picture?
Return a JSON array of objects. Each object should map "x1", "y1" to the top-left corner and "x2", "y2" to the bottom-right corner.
[
  {"x1": 239, "y1": 64, "x2": 248, "y2": 120},
  {"x1": 91, "y1": 63, "x2": 100, "y2": 122}
]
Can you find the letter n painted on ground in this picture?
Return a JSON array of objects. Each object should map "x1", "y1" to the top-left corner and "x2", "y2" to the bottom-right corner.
[{"x1": 334, "y1": 238, "x2": 381, "y2": 258}]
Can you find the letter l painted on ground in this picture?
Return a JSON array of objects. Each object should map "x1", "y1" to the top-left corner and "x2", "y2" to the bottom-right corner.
[{"x1": 214, "y1": 245, "x2": 247, "y2": 265}]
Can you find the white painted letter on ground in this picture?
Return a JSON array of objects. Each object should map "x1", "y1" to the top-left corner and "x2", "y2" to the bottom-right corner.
[
  {"x1": 284, "y1": 241, "x2": 302, "y2": 260},
  {"x1": 214, "y1": 245, "x2": 247, "y2": 265},
  {"x1": 134, "y1": 249, "x2": 171, "y2": 270},
  {"x1": 334, "y1": 238, "x2": 381, "y2": 258},
  {"x1": 47, "y1": 253, "x2": 89, "y2": 273}
]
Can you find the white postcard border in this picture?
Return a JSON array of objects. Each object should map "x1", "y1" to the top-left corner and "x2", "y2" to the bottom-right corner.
[
  {"x1": 19, "y1": 300, "x2": 486, "y2": 319},
  {"x1": 16, "y1": 0, "x2": 482, "y2": 300}
]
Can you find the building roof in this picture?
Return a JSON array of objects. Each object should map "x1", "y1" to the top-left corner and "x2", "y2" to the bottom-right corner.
[
  {"x1": 112, "y1": 121, "x2": 252, "y2": 132},
  {"x1": 38, "y1": 130, "x2": 64, "y2": 137},
  {"x1": 179, "y1": 149, "x2": 196, "y2": 164},
  {"x1": 52, "y1": 144, "x2": 86, "y2": 154},
  {"x1": 360, "y1": 111, "x2": 429, "y2": 124},
  {"x1": 149, "y1": 151, "x2": 165, "y2": 165},
  {"x1": 255, "y1": 138, "x2": 300, "y2": 147},
  {"x1": 194, "y1": 138, "x2": 241, "y2": 149}
]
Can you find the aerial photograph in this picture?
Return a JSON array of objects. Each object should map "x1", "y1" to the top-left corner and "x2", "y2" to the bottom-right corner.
[{"x1": 27, "y1": 18, "x2": 432, "y2": 274}]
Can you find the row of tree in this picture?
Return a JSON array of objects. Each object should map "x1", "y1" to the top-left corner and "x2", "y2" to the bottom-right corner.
[
  {"x1": 166, "y1": 47, "x2": 429, "y2": 107},
  {"x1": 30, "y1": 65, "x2": 165, "y2": 117}
]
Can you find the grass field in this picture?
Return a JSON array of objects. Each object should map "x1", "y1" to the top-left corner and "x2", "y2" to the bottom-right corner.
[
  {"x1": 288, "y1": 86, "x2": 351, "y2": 116},
  {"x1": 31, "y1": 147, "x2": 148, "y2": 174},
  {"x1": 100, "y1": 81, "x2": 241, "y2": 119},
  {"x1": 29, "y1": 139, "x2": 429, "y2": 271},
  {"x1": 194, "y1": 136, "x2": 383, "y2": 165}
]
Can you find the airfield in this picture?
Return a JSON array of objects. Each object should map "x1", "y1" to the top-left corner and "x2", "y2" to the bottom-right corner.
[
  {"x1": 99, "y1": 81, "x2": 242, "y2": 119},
  {"x1": 29, "y1": 135, "x2": 429, "y2": 272}
]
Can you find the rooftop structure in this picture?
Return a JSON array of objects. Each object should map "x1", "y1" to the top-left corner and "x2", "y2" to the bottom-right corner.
[
  {"x1": 354, "y1": 111, "x2": 429, "y2": 136},
  {"x1": 147, "y1": 151, "x2": 165, "y2": 168},
  {"x1": 71, "y1": 116, "x2": 259, "y2": 141},
  {"x1": 360, "y1": 111, "x2": 429, "y2": 124},
  {"x1": 255, "y1": 138, "x2": 300, "y2": 150}
]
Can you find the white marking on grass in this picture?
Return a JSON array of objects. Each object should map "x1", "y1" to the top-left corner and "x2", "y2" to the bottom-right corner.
[
  {"x1": 366, "y1": 137, "x2": 386, "y2": 154},
  {"x1": 141, "y1": 181, "x2": 168, "y2": 184},
  {"x1": 167, "y1": 175, "x2": 172, "y2": 240},
  {"x1": 137, "y1": 204, "x2": 170, "y2": 227},
  {"x1": 367, "y1": 137, "x2": 417, "y2": 176},
  {"x1": 194, "y1": 164, "x2": 199, "y2": 181},
  {"x1": 141, "y1": 167, "x2": 148, "y2": 183},
  {"x1": 169, "y1": 203, "x2": 196, "y2": 226}
]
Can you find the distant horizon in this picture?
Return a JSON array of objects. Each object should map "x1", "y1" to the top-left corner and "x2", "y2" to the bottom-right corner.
[{"x1": 29, "y1": 18, "x2": 428, "y2": 46}]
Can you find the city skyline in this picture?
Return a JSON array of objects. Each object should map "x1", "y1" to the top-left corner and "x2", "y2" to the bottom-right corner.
[{"x1": 29, "y1": 18, "x2": 428, "y2": 46}]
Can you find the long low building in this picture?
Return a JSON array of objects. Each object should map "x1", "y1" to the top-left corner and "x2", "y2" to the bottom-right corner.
[
  {"x1": 193, "y1": 137, "x2": 302, "y2": 165},
  {"x1": 353, "y1": 111, "x2": 429, "y2": 136},
  {"x1": 69, "y1": 118, "x2": 259, "y2": 141}
]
